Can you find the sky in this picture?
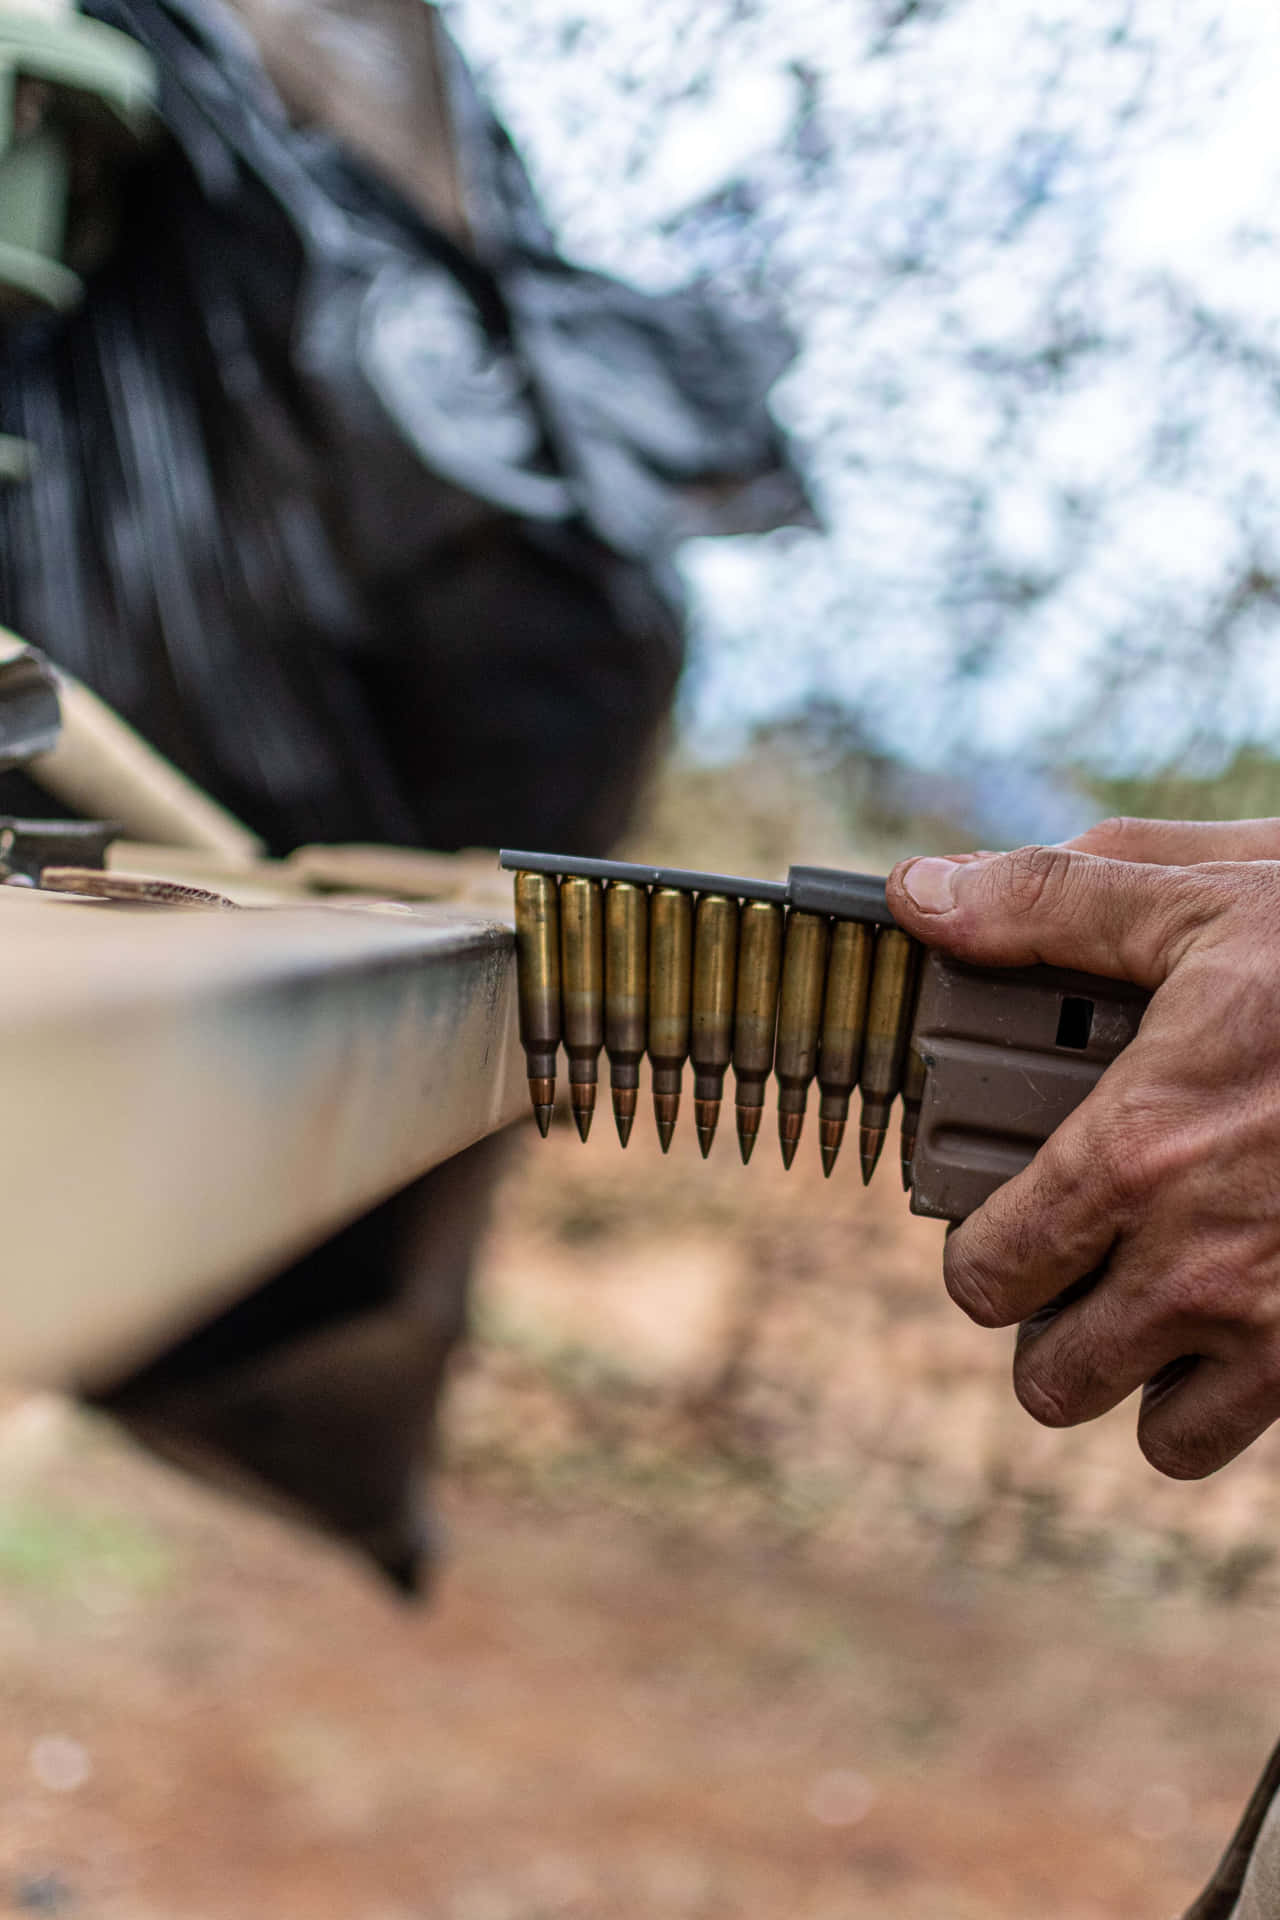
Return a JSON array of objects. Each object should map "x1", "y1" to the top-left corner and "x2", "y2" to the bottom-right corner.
[{"x1": 445, "y1": 0, "x2": 1280, "y2": 775}]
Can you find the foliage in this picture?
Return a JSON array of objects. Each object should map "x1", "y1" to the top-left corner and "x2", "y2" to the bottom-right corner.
[
  {"x1": 448, "y1": 0, "x2": 1280, "y2": 776},
  {"x1": 1087, "y1": 744, "x2": 1280, "y2": 824}
]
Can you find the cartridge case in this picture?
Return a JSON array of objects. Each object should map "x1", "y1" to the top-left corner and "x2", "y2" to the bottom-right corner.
[
  {"x1": 816, "y1": 918, "x2": 873, "y2": 1177},
  {"x1": 859, "y1": 928, "x2": 918, "y2": 1183},
  {"x1": 648, "y1": 886, "x2": 693, "y2": 1151},
  {"x1": 514, "y1": 870, "x2": 561, "y2": 1136},
  {"x1": 732, "y1": 900, "x2": 784, "y2": 1164},
  {"x1": 560, "y1": 876, "x2": 604, "y2": 1141},
  {"x1": 690, "y1": 893, "x2": 739, "y2": 1157},
  {"x1": 604, "y1": 880, "x2": 648, "y2": 1146},
  {"x1": 774, "y1": 910, "x2": 829, "y2": 1168}
]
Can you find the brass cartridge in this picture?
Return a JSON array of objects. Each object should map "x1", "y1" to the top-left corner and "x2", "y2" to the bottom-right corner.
[
  {"x1": 503, "y1": 847, "x2": 1154, "y2": 1226},
  {"x1": 774, "y1": 910, "x2": 830, "y2": 1169},
  {"x1": 560, "y1": 876, "x2": 605, "y2": 1141},
  {"x1": 859, "y1": 928, "x2": 918, "y2": 1184},
  {"x1": 514, "y1": 870, "x2": 561, "y2": 1136},
  {"x1": 604, "y1": 880, "x2": 648, "y2": 1147},
  {"x1": 816, "y1": 918, "x2": 873, "y2": 1177},
  {"x1": 648, "y1": 887, "x2": 693, "y2": 1151},
  {"x1": 732, "y1": 900, "x2": 784, "y2": 1164},
  {"x1": 690, "y1": 893, "x2": 739, "y2": 1157}
]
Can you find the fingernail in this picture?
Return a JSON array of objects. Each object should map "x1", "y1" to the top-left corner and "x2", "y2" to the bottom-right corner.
[{"x1": 901, "y1": 856, "x2": 962, "y2": 915}]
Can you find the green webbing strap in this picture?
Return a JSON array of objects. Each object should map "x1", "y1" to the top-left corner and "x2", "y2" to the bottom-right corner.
[
  {"x1": 0, "y1": 7, "x2": 157, "y2": 313},
  {"x1": 0, "y1": 11, "x2": 156, "y2": 141}
]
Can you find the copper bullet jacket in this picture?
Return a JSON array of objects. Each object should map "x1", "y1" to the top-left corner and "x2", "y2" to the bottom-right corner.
[
  {"x1": 604, "y1": 880, "x2": 648, "y2": 1146},
  {"x1": 691, "y1": 894, "x2": 739, "y2": 1155},
  {"x1": 859, "y1": 928, "x2": 918, "y2": 1182},
  {"x1": 775, "y1": 910, "x2": 829, "y2": 1167},
  {"x1": 514, "y1": 870, "x2": 561, "y2": 1136},
  {"x1": 732, "y1": 900, "x2": 784, "y2": 1164},
  {"x1": 648, "y1": 887, "x2": 693, "y2": 1150},
  {"x1": 560, "y1": 877, "x2": 605, "y2": 1141}
]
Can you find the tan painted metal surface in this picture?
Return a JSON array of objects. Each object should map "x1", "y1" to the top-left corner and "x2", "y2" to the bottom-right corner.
[
  {"x1": 0, "y1": 627, "x2": 266, "y2": 862},
  {"x1": 0, "y1": 886, "x2": 524, "y2": 1385}
]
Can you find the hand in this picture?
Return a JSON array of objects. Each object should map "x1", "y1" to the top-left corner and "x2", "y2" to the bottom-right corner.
[{"x1": 886, "y1": 819, "x2": 1280, "y2": 1479}]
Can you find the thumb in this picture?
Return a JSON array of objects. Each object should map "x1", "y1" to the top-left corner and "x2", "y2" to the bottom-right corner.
[{"x1": 886, "y1": 845, "x2": 1228, "y2": 987}]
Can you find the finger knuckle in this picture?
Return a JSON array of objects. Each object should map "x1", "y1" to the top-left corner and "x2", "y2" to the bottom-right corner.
[
  {"x1": 943, "y1": 1242, "x2": 1008, "y2": 1328},
  {"x1": 1138, "y1": 1425, "x2": 1216, "y2": 1481},
  {"x1": 1000, "y1": 844, "x2": 1074, "y2": 919},
  {"x1": 1157, "y1": 1267, "x2": 1225, "y2": 1330},
  {"x1": 1103, "y1": 1138, "x2": 1168, "y2": 1212},
  {"x1": 1087, "y1": 815, "x2": 1139, "y2": 851},
  {"x1": 1012, "y1": 1353, "x2": 1075, "y2": 1428},
  {"x1": 1246, "y1": 1336, "x2": 1280, "y2": 1391},
  {"x1": 1092, "y1": 1103, "x2": 1190, "y2": 1211}
]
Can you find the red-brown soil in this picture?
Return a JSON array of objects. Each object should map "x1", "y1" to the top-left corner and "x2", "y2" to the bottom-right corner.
[{"x1": 1, "y1": 1111, "x2": 1279, "y2": 1917}]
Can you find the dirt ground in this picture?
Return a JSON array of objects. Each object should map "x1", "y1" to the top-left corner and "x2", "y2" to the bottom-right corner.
[{"x1": 3, "y1": 1109, "x2": 1280, "y2": 1919}]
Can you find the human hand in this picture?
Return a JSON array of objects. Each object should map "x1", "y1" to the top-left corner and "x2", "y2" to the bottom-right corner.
[
  {"x1": 1062, "y1": 816, "x2": 1280, "y2": 865},
  {"x1": 886, "y1": 820, "x2": 1280, "y2": 1478}
]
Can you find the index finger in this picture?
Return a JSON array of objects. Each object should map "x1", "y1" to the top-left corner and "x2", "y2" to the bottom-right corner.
[
  {"x1": 943, "y1": 1092, "x2": 1121, "y2": 1327},
  {"x1": 1063, "y1": 817, "x2": 1280, "y2": 864}
]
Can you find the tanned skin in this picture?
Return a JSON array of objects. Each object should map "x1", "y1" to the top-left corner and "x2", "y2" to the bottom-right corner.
[{"x1": 888, "y1": 817, "x2": 1280, "y2": 1482}]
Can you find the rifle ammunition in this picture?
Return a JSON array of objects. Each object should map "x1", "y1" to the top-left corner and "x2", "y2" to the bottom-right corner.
[
  {"x1": 604, "y1": 880, "x2": 648, "y2": 1147},
  {"x1": 817, "y1": 918, "x2": 873, "y2": 1177},
  {"x1": 732, "y1": 900, "x2": 784, "y2": 1164},
  {"x1": 648, "y1": 887, "x2": 693, "y2": 1151},
  {"x1": 513, "y1": 869, "x2": 561, "y2": 1136},
  {"x1": 775, "y1": 910, "x2": 829, "y2": 1169},
  {"x1": 502, "y1": 850, "x2": 1152, "y2": 1226},
  {"x1": 690, "y1": 893, "x2": 739, "y2": 1157},
  {"x1": 560, "y1": 876, "x2": 605, "y2": 1141},
  {"x1": 859, "y1": 928, "x2": 917, "y2": 1184}
]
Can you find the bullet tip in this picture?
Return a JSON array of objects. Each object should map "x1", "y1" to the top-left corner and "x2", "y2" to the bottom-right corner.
[
  {"x1": 780, "y1": 1135, "x2": 799, "y2": 1171},
  {"x1": 859, "y1": 1126, "x2": 887, "y2": 1186},
  {"x1": 569, "y1": 1081, "x2": 596, "y2": 1143},
  {"x1": 529, "y1": 1078, "x2": 555, "y2": 1137},
  {"x1": 612, "y1": 1086, "x2": 637, "y2": 1148},
  {"x1": 654, "y1": 1092, "x2": 680, "y2": 1153},
  {"x1": 818, "y1": 1118, "x2": 844, "y2": 1180},
  {"x1": 735, "y1": 1107, "x2": 761, "y2": 1166},
  {"x1": 694, "y1": 1100, "x2": 720, "y2": 1160}
]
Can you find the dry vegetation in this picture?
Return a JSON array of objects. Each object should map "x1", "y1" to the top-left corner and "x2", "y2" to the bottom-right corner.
[
  {"x1": 470, "y1": 745, "x2": 1280, "y2": 1603},
  {"x1": 1, "y1": 752, "x2": 1279, "y2": 1917},
  {"x1": 460, "y1": 1109, "x2": 1280, "y2": 1609}
]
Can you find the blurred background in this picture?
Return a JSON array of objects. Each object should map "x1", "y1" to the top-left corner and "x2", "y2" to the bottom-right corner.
[
  {"x1": 7, "y1": 0, "x2": 1280, "y2": 1916},
  {"x1": 454, "y1": 0, "x2": 1280, "y2": 834}
]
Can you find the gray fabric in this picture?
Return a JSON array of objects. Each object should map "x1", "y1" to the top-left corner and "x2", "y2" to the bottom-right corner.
[
  {"x1": 218, "y1": 0, "x2": 470, "y2": 241},
  {"x1": 1229, "y1": 1788, "x2": 1280, "y2": 1920},
  {"x1": 1184, "y1": 1739, "x2": 1280, "y2": 1920}
]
